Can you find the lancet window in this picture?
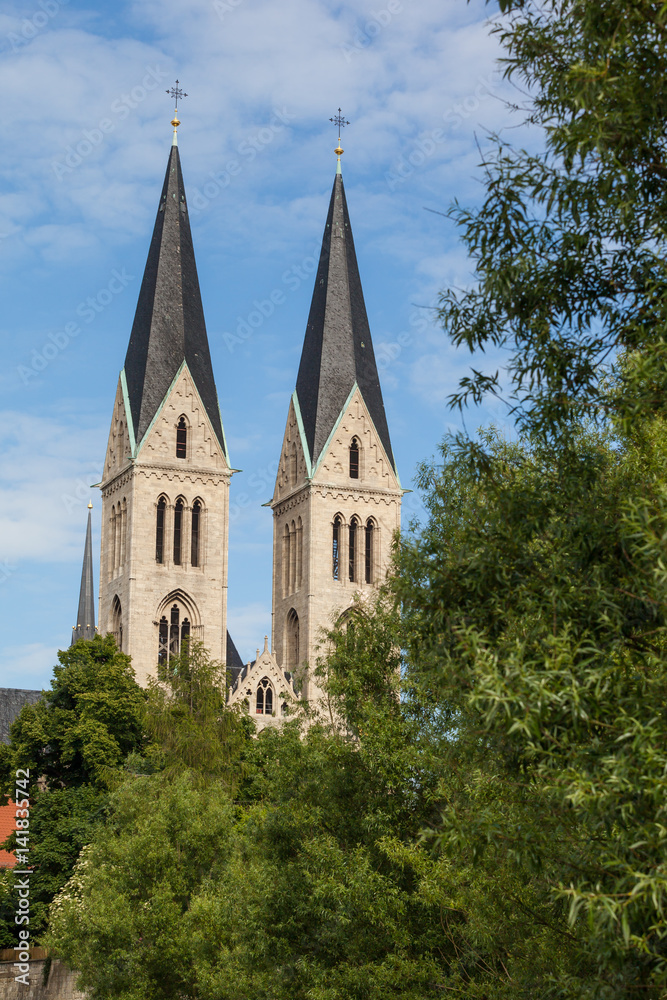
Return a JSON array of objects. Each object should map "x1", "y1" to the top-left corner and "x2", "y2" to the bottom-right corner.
[
  {"x1": 191, "y1": 500, "x2": 201, "y2": 567},
  {"x1": 349, "y1": 437, "x2": 360, "y2": 479},
  {"x1": 286, "y1": 608, "x2": 299, "y2": 672},
  {"x1": 111, "y1": 595, "x2": 123, "y2": 651},
  {"x1": 173, "y1": 498, "x2": 184, "y2": 565},
  {"x1": 349, "y1": 517, "x2": 359, "y2": 582},
  {"x1": 176, "y1": 416, "x2": 187, "y2": 459},
  {"x1": 156, "y1": 497, "x2": 166, "y2": 563},
  {"x1": 333, "y1": 515, "x2": 342, "y2": 580},
  {"x1": 365, "y1": 519, "x2": 375, "y2": 584}
]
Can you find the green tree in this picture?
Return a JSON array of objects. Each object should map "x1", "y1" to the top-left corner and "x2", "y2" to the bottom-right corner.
[
  {"x1": 48, "y1": 604, "x2": 583, "y2": 999},
  {"x1": 0, "y1": 635, "x2": 146, "y2": 942},
  {"x1": 143, "y1": 638, "x2": 249, "y2": 788},
  {"x1": 390, "y1": 0, "x2": 667, "y2": 990}
]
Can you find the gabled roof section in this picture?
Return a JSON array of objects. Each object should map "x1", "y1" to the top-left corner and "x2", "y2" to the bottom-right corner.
[
  {"x1": 123, "y1": 143, "x2": 224, "y2": 449},
  {"x1": 295, "y1": 171, "x2": 395, "y2": 470}
]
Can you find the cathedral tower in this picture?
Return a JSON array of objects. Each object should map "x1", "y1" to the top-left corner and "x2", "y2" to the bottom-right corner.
[
  {"x1": 98, "y1": 126, "x2": 232, "y2": 686},
  {"x1": 270, "y1": 154, "x2": 402, "y2": 702}
]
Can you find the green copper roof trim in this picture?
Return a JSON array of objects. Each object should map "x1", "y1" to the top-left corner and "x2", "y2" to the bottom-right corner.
[
  {"x1": 291, "y1": 391, "x2": 313, "y2": 479},
  {"x1": 310, "y1": 381, "x2": 401, "y2": 482},
  {"x1": 120, "y1": 368, "x2": 137, "y2": 457},
  {"x1": 134, "y1": 360, "x2": 230, "y2": 466}
]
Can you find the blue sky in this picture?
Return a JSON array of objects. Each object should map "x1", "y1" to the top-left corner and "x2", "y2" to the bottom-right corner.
[{"x1": 0, "y1": 0, "x2": 525, "y2": 687}]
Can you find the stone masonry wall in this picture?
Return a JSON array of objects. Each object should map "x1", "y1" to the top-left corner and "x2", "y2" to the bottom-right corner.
[{"x1": 0, "y1": 960, "x2": 84, "y2": 1000}]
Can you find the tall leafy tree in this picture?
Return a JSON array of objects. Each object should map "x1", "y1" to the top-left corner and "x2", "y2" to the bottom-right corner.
[
  {"x1": 392, "y1": 0, "x2": 667, "y2": 991},
  {"x1": 0, "y1": 635, "x2": 146, "y2": 942}
]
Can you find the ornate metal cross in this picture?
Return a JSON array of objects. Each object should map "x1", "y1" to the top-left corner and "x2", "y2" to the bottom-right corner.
[
  {"x1": 167, "y1": 80, "x2": 188, "y2": 113},
  {"x1": 329, "y1": 108, "x2": 350, "y2": 133}
]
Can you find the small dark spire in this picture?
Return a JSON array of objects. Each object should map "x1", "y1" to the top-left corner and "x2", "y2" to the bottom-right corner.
[
  {"x1": 71, "y1": 504, "x2": 96, "y2": 644},
  {"x1": 122, "y1": 143, "x2": 224, "y2": 450},
  {"x1": 295, "y1": 172, "x2": 395, "y2": 469}
]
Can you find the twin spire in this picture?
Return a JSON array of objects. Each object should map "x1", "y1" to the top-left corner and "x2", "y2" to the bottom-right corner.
[{"x1": 73, "y1": 102, "x2": 395, "y2": 642}]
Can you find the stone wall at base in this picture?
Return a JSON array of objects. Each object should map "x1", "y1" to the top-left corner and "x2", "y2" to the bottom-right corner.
[{"x1": 0, "y1": 960, "x2": 84, "y2": 1000}]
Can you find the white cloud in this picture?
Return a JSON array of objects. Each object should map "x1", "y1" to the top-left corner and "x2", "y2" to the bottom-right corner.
[
  {"x1": 0, "y1": 410, "x2": 105, "y2": 563},
  {"x1": 0, "y1": 642, "x2": 54, "y2": 690}
]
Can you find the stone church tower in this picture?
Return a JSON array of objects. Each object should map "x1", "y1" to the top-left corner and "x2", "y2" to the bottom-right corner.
[
  {"x1": 98, "y1": 130, "x2": 233, "y2": 686},
  {"x1": 270, "y1": 157, "x2": 402, "y2": 702}
]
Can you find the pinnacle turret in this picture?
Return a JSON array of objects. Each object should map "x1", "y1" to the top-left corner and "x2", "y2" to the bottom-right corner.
[{"x1": 71, "y1": 505, "x2": 95, "y2": 644}]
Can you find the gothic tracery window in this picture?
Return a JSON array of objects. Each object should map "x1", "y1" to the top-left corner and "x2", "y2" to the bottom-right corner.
[
  {"x1": 176, "y1": 416, "x2": 187, "y2": 459},
  {"x1": 158, "y1": 603, "x2": 190, "y2": 666},
  {"x1": 255, "y1": 677, "x2": 274, "y2": 715}
]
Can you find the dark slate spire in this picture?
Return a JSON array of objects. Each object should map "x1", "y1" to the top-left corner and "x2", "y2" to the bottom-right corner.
[
  {"x1": 123, "y1": 141, "x2": 224, "y2": 449},
  {"x1": 295, "y1": 171, "x2": 395, "y2": 469},
  {"x1": 71, "y1": 505, "x2": 96, "y2": 644}
]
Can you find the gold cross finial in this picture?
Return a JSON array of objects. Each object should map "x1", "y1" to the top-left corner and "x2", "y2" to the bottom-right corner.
[
  {"x1": 166, "y1": 80, "x2": 188, "y2": 142},
  {"x1": 329, "y1": 108, "x2": 350, "y2": 164}
]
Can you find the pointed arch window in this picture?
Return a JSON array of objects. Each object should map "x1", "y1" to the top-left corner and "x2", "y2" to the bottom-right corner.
[
  {"x1": 296, "y1": 516, "x2": 303, "y2": 589},
  {"x1": 156, "y1": 497, "x2": 166, "y2": 563},
  {"x1": 365, "y1": 519, "x2": 375, "y2": 584},
  {"x1": 286, "y1": 609, "x2": 299, "y2": 672},
  {"x1": 111, "y1": 595, "x2": 123, "y2": 651},
  {"x1": 283, "y1": 523, "x2": 291, "y2": 596},
  {"x1": 349, "y1": 517, "x2": 359, "y2": 582},
  {"x1": 157, "y1": 598, "x2": 194, "y2": 667},
  {"x1": 333, "y1": 515, "x2": 342, "y2": 580},
  {"x1": 111, "y1": 504, "x2": 117, "y2": 573},
  {"x1": 176, "y1": 416, "x2": 187, "y2": 459},
  {"x1": 256, "y1": 677, "x2": 274, "y2": 715},
  {"x1": 173, "y1": 499, "x2": 184, "y2": 565},
  {"x1": 349, "y1": 437, "x2": 360, "y2": 479},
  {"x1": 120, "y1": 497, "x2": 127, "y2": 568},
  {"x1": 191, "y1": 500, "x2": 201, "y2": 567}
]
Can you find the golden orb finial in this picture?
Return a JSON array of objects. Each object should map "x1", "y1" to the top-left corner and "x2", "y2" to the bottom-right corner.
[{"x1": 88, "y1": 501, "x2": 93, "y2": 509}]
